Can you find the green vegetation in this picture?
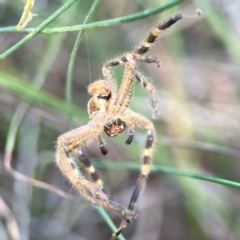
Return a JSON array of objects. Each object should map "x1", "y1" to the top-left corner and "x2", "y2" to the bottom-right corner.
[{"x1": 0, "y1": 0, "x2": 240, "y2": 239}]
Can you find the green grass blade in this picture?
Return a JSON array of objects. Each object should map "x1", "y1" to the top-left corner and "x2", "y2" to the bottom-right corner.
[
  {"x1": 0, "y1": 0, "x2": 183, "y2": 34},
  {"x1": 0, "y1": 0, "x2": 79, "y2": 60},
  {"x1": 93, "y1": 160, "x2": 240, "y2": 189},
  {"x1": 0, "y1": 72, "x2": 86, "y2": 120},
  {"x1": 98, "y1": 207, "x2": 126, "y2": 240}
]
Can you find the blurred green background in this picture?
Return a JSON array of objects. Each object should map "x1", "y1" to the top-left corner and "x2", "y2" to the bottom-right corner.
[{"x1": 1, "y1": 0, "x2": 240, "y2": 239}]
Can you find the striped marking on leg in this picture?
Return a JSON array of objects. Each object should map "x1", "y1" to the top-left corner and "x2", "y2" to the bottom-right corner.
[
  {"x1": 77, "y1": 150, "x2": 115, "y2": 201},
  {"x1": 128, "y1": 130, "x2": 154, "y2": 210},
  {"x1": 60, "y1": 143, "x2": 81, "y2": 177},
  {"x1": 111, "y1": 130, "x2": 155, "y2": 239},
  {"x1": 78, "y1": 150, "x2": 103, "y2": 189},
  {"x1": 134, "y1": 14, "x2": 184, "y2": 55}
]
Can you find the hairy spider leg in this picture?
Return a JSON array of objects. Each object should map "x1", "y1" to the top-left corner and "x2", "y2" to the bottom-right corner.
[
  {"x1": 56, "y1": 121, "x2": 137, "y2": 220},
  {"x1": 103, "y1": 54, "x2": 159, "y2": 116},
  {"x1": 114, "y1": 56, "x2": 136, "y2": 114},
  {"x1": 101, "y1": 14, "x2": 184, "y2": 114},
  {"x1": 111, "y1": 110, "x2": 155, "y2": 239},
  {"x1": 102, "y1": 58, "x2": 136, "y2": 115},
  {"x1": 132, "y1": 70, "x2": 159, "y2": 116},
  {"x1": 77, "y1": 149, "x2": 115, "y2": 201},
  {"x1": 133, "y1": 13, "x2": 184, "y2": 62}
]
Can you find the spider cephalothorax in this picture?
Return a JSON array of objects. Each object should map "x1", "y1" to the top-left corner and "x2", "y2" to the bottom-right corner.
[{"x1": 56, "y1": 13, "x2": 187, "y2": 239}]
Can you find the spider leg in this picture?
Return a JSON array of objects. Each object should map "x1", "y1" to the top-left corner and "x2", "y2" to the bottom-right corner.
[
  {"x1": 102, "y1": 61, "x2": 119, "y2": 100},
  {"x1": 103, "y1": 57, "x2": 136, "y2": 115},
  {"x1": 109, "y1": 14, "x2": 183, "y2": 117},
  {"x1": 128, "y1": 129, "x2": 154, "y2": 209},
  {"x1": 77, "y1": 149, "x2": 116, "y2": 201},
  {"x1": 111, "y1": 110, "x2": 155, "y2": 239},
  {"x1": 115, "y1": 57, "x2": 136, "y2": 114},
  {"x1": 104, "y1": 54, "x2": 159, "y2": 116},
  {"x1": 56, "y1": 123, "x2": 137, "y2": 220},
  {"x1": 133, "y1": 14, "x2": 184, "y2": 57},
  {"x1": 134, "y1": 55, "x2": 161, "y2": 67},
  {"x1": 132, "y1": 70, "x2": 159, "y2": 117},
  {"x1": 102, "y1": 14, "x2": 185, "y2": 119}
]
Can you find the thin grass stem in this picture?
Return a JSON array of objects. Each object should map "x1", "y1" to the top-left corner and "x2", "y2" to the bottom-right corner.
[
  {"x1": 66, "y1": 0, "x2": 102, "y2": 128},
  {"x1": 0, "y1": 0, "x2": 183, "y2": 34},
  {"x1": 93, "y1": 161, "x2": 240, "y2": 189}
]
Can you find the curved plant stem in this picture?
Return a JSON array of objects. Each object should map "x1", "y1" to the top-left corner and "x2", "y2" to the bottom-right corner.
[
  {"x1": 3, "y1": 29, "x2": 77, "y2": 201},
  {"x1": 0, "y1": 0, "x2": 183, "y2": 34},
  {"x1": 4, "y1": 103, "x2": 76, "y2": 201}
]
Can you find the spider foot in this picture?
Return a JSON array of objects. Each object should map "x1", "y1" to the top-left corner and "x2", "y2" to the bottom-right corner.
[
  {"x1": 121, "y1": 208, "x2": 138, "y2": 221},
  {"x1": 156, "y1": 59, "x2": 161, "y2": 67},
  {"x1": 77, "y1": 179, "x2": 109, "y2": 206},
  {"x1": 133, "y1": 53, "x2": 161, "y2": 67},
  {"x1": 149, "y1": 57, "x2": 161, "y2": 67},
  {"x1": 107, "y1": 200, "x2": 138, "y2": 220}
]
